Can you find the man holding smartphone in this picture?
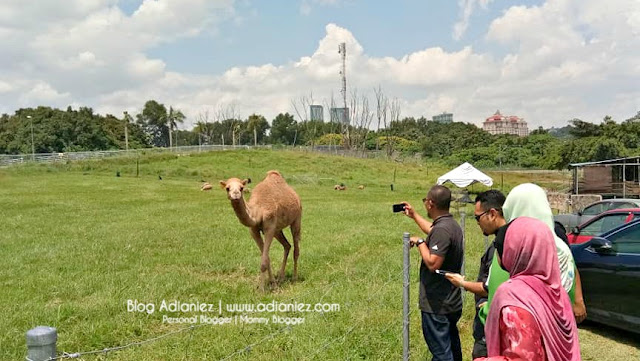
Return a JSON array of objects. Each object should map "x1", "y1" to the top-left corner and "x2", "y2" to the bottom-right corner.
[
  {"x1": 402, "y1": 185, "x2": 464, "y2": 361},
  {"x1": 444, "y1": 190, "x2": 506, "y2": 360}
]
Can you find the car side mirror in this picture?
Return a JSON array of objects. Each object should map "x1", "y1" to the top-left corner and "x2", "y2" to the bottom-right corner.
[
  {"x1": 577, "y1": 211, "x2": 583, "y2": 216},
  {"x1": 571, "y1": 227, "x2": 580, "y2": 235},
  {"x1": 590, "y1": 237, "x2": 613, "y2": 253}
]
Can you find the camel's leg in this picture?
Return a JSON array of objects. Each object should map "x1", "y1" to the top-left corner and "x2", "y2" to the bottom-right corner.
[
  {"x1": 274, "y1": 230, "x2": 291, "y2": 282},
  {"x1": 249, "y1": 227, "x2": 264, "y2": 253},
  {"x1": 260, "y1": 228, "x2": 277, "y2": 291},
  {"x1": 291, "y1": 217, "x2": 301, "y2": 281}
]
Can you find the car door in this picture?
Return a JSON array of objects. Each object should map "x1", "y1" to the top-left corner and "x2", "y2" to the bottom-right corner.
[
  {"x1": 603, "y1": 223, "x2": 640, "y2": 333},
  {"x1": 573, "y1": 237, "x2": 617, "y2": 319}
]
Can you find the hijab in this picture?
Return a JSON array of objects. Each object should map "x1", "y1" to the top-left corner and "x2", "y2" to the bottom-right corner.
[
  {"x1": 486, "y1": 217, "x2": 581, "y2": 361},
  {"x1": 502, "y1": 183, "x2": 575, "y2": 294}
]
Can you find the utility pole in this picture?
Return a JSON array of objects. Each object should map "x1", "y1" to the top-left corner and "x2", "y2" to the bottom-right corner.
[
  {"x1": 123, "y1": 111, "x2": 130, "y2": 151},
  {"x1": 338, "y1": 43, "x2": 347, "y2": 113},
  {"x1": 338, "y1": 42, "x2": 349, "y2": 147},
  {"x1": 27, "y1": 115, "x2": 34, "y2": 161}
]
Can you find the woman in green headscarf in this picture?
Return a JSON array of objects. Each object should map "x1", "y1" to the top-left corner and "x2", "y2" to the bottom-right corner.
[{"x1": 478, "y1": 183, "x2": 586, "y2": 324}]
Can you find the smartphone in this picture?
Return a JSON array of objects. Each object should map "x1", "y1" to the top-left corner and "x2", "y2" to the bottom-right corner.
[
  {"x1": 392, "y1": 203, "x2": 406, "y2": 213},
  {"x1": 435, "y1": 270, "x2": 452, "y2": 275}
]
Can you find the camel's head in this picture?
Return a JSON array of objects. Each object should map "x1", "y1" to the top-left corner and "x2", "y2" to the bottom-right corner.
[{"x1": 219, "y1": 177, "x2": 251, "y2": 201}]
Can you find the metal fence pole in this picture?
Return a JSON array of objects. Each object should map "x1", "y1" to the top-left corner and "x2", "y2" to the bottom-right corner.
[
  {"x1": 460, "y1": 211, "x2": 466, "y2": 276},
  {"x1": 26, "y1": 326, "x2": 57, "y2": 361},
  {"x1": 402, "y1": 232, "x2": 410, "y2": 361}
]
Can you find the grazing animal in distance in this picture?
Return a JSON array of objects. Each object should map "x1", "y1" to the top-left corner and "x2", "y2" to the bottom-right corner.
[
  {"x1": 220, "y1": 171, "x2": 302, "y2": 291},
  {"x1": 201, "y1": 182, "x2": 212, "y2": 191}
]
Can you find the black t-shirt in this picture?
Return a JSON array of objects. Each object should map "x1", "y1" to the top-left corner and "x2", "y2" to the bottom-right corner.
[
  {"x1": 419, "y1": 214, "x2": 464, "y2": 314},
  {"x1": 475, "y1": 243, "x2": 495, "y2": 305},
  {"x1": 473, "y1": 243, "x2": 495, "y2": 342}
]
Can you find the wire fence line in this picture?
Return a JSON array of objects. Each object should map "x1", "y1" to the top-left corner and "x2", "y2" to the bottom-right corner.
[
  {"x1": 25, "y1": 217, "x2": 465, "y2": 361},
  {"x1": 25, "y1": 321, "x2": 293, "y2": 361},
  {"x1": 218, "y1": 325, "x2": 292, "y2": 361},
  {"x1": 25, "y1": 237, "x2": 416, "y2": 361},
  {"x1": 26, "y1": 269, "x2": 408, "y2": 361},
  {"x1": 0, "y1": 145, "x2": 272, "y2": 167},
  {"x1": 0, "y1": 143, "x2": 426, "y2": 168},
  {"x1": 26, "y1": 324, "x2": 202, "y2": 361}
]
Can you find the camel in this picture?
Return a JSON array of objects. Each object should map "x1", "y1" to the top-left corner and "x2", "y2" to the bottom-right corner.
[{"x1": 220, "y1": 170, "x2": 302, "y2": 291}]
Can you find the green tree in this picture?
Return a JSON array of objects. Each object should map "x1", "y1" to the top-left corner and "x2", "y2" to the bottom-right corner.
[
  {"x1": 137, "y1": 100, "x2": 169, "y2": 147},
  {"x1": 244, "y1": 114, "x2": 270, "y2": 145},
  {"x1": 568, "y1": 118, "x2": 602, "y2": 138},
  {"x1": 167, "y1": 106, "x2": 186, "y2": 148},
  {"x1": 270, "y1": 113, "x2": 297, "y2": 145}
]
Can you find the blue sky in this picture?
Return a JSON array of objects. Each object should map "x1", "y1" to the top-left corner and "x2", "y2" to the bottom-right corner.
[
  {"x1": 0, "y1": 0, "x2": 637, "y2": 129},
  {"x1": 144, "y1": 0, "x2": 542, "y2": 75}
]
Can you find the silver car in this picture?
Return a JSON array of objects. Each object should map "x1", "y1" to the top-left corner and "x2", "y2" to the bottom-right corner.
[{"x1": 554, "y1": 198, "x2": 640, "y2": 232}]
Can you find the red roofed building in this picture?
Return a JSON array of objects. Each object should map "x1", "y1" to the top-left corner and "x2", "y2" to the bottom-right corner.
[{"x1": 482, "y1": 110, "x2": 529, "y2": 136}]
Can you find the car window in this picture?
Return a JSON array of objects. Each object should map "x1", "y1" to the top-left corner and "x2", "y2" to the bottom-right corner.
[
  {"x1": 581, "y1": 214, "x2": 630, "y2": 236},
  {"x1": 608, "y1": 223, "x2": 640, "y2": 254},
  {"x1": 609, "y1": 202, "x2": 636, "y2": 210},
  {"x1": 582, "y1": 202, "x2": 605, "y2": 215}
]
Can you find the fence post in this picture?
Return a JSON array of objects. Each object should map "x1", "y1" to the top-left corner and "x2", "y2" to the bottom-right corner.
[
  {"x1": 460, "y1": 211, "x2": 466, "y2": 276},
  {"x1": 402, "y1": 232, "x2": 410, "y2": 361},
  {"x1": 26, "y1": 326, "x2": 57, "y2": 361}
]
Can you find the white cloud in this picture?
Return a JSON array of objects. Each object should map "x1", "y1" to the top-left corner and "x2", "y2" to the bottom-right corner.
[
  {"x1": 0, "y1": 81, "x2": 12, "y2": 93},
  {"x1": 20, "y1": 82, "x2": 71, "y2": 106},
  {"x1": 0, "y1": 0, "x2": 638, "y2": 131},
  {"x1": 453, "y1": 0, "x2": 494, "y2": 40}
]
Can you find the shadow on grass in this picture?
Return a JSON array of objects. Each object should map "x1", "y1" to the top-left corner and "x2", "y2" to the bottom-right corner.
[{"x1": 579, "y1": 320, "x2": 640, "y2": 348}]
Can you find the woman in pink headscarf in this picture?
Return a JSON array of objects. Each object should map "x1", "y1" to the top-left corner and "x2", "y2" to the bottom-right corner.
[{"x1": 475, "y1": 217, "x2": 581, "y2": 361}]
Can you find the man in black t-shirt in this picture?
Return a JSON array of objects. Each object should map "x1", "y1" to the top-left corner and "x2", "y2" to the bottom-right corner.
[
  {"x1": 444, "y1": 190, "x2": 506, "y2": 360},
  {"x1": 402, "y1": 185, "x2": 463, "y2": 361}
]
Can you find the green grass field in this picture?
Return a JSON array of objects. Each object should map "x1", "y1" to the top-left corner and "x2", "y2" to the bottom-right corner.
[{"x1": 1, "y1": 149, "x2": 638, "y2": 360}]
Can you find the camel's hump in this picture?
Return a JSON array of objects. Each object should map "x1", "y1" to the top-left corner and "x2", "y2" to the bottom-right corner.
[{"x1": 266, "y1": 170, "x2": 282, "y2": 178}]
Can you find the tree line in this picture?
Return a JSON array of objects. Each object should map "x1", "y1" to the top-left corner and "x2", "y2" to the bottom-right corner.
[{"x1": 1, "y1": 99, "x2": 638, "y2": 170}]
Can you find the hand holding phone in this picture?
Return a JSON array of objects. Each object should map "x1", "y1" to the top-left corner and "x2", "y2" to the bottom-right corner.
[
  {"x1": 439, "y1": 271, "x2": 465, "y2": 288},
  {"x1": 392, "y1": 203, "x2": 406, "y2": 213}
]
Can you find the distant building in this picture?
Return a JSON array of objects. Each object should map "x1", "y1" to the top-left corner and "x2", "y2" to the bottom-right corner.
[
  {"x1": 310, "y1": 105, "x2": 324, "y2": 121},
  {"x1": 330, "y1": 107, "x2": 350, "y2": 125},
  {"x1": 483, "y1": 110, "x2": 529, "y2": 137},
  {"x1": 432, "y1": 112, "x2": 453, "y2": 123}
]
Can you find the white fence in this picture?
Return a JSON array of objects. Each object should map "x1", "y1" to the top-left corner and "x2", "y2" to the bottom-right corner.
[{"x1": 0, "y1": 145, "x2": 272, "y2": 167}]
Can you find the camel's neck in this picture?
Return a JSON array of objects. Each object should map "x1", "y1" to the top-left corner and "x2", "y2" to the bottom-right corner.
[{"x1": 230, "y1": 198, "x2": 258, "y2": 227}]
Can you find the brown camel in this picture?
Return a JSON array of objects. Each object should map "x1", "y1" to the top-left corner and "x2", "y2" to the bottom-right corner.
[{"x1": 220, "y1": 170, "x2": 302, "y2": 291}]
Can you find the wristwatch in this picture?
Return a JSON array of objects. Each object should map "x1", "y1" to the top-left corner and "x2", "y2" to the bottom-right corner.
[{"x1": 416, "y1": 238, "x2": 425, "y2": 246}]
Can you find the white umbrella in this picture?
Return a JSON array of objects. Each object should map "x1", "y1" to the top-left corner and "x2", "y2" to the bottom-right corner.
[{"x1": 437, "y1": 162, "x2": 493, "y2": 188}]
